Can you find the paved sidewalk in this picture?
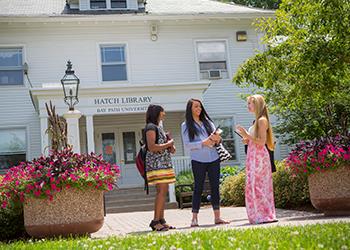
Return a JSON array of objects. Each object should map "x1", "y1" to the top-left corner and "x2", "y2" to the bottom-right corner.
[{"x1": 92, "y1": 206, "x2": 350, "y2": 238}]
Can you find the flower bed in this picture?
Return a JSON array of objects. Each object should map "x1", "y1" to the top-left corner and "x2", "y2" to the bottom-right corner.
[
  {"x1": 286, "y1": 133, "x2": 350, "y2": 215},
  {"x1": 0, "y1": 148, "x2": 120, "y2": 237},
  {"x1": 0, "y1": 148, "x2": 120, "y2": 208},
  {"x1": 286, "y1": 133, "x2": 350, "y2": 175}
]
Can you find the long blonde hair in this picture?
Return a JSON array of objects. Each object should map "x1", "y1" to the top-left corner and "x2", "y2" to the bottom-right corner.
[{"x1": 248, "y1": 94, "x2": 275, "y2": 151}]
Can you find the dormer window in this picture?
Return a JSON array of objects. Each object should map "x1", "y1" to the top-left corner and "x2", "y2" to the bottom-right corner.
[
  {"x1": 90, "y1": 0, "x2": 127, "y2": 9},
  {"x1": 90, "y1": 0, "x2": 107, "y2": 9},
  {"x1": 111, "y1": 0, "x2": 127, "y2": 8}
]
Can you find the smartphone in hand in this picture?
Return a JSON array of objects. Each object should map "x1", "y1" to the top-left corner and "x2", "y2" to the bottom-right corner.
[{"x1": 165, "y1": 131, "x2": 172, "y2": 142}]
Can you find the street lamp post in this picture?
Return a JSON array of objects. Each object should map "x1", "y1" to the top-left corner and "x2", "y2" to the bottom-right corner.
[
  {"x1": 61, "y1": 60, "x2": 82, "y2": 153},
  {"x1": 61, "y1": 60, "x2": 80, "y2": 111}
]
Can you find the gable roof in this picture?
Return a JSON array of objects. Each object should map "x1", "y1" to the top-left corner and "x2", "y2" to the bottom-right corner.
[
  {"x1": 0, "y1": 0, "x2": 273, "y2": 18},
  {"x1": 146, "y1": 0, "x2": 272, "y2": 15}
]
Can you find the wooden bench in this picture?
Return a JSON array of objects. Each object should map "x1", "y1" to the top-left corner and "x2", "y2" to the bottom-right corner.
[{"x1": 177, "y1": 176, "x2": 211, "y2": 209}]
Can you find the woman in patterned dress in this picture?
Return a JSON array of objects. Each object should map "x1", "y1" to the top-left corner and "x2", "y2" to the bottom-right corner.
[
  {"x1": 236, "y1": 95, "x2": 278, "y2": 224},
  {"x1": 145, "y1": 104, "x2": 176, "y2": 231}
]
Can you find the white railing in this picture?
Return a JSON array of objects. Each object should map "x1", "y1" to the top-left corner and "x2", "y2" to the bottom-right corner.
[{"x1": 172, "y1": 156, "x2": 191, "y2": 175}]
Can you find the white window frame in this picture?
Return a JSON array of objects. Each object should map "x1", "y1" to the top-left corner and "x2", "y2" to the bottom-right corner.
[
  {"x1": 212, "y1": 116, "x2": 240, "y2": 164},
  {"x1": 194, "y1": 39, "x2": 231, "y2": 81},
  {"x1": 0, "y1": 126, "x2": 28, "y2": 171},
  {"x1": 97, "y1": 43, "x2": 129, "y2": 84},
  {"x1": 89, "y1": 0, "x2": 128, "y2": 10},
  {"x1": 0, "y1": 45, "x2": 26, "y2": 87}
]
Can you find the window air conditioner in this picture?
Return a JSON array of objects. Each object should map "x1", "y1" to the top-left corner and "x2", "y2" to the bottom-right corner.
[{"x1": 208, "y1": 70, "x2": 221, "y2": 79}]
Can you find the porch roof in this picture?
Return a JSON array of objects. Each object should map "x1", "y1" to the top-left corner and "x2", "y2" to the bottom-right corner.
[{"x1": 30, "y1": 81, "x2": 210, "y2": 117}]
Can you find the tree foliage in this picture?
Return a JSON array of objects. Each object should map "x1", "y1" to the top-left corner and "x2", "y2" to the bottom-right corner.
[
  {"x1": 219, "y1": 0, "x2": 280, "y2": 9},
  {"x1": 233, "y1": 0, "x2": 350, "y2": 143}
]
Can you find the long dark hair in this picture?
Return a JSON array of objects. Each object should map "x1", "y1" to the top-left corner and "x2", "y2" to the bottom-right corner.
[
  {"x1": 146, "y1": 104, "x2": 164, "y2": 125},
  {"x1": 185, "y1": 98, "x2": 213, "y2": 141}
]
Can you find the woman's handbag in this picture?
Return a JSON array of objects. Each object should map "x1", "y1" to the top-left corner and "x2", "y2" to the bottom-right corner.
[{"x1": 216, "y1": 143, "x2": 232, "y2": 162}]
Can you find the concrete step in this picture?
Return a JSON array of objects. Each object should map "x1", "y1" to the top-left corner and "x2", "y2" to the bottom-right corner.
[
  {"x1": 106, "y1": 202, "x2": 178, "y2": 214},
  {"x1": 105, "y1": 197, "x2": 155, "y2": 207},
  {"x1": 105, "y1": 188, "x2": 157, "y2": 198},
  {"x1": 104, "y1": 186, "x2": 177, "y2": 213},
  {"x1": 105, "y1": 192, "x2": 156, "y2": 201}
]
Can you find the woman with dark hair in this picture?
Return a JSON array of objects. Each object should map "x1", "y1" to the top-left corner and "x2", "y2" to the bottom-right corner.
[
  {"x1": 181, "y1": 98, "x2": 229, "y2": 227},
  {"x1": 145, "y1": 104, "x2": 176, "y2": 231}
]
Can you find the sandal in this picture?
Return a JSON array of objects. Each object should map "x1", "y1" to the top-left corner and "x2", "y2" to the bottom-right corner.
[
  {"x1": 190, "y1": 218, "x2": 199, "y2": 227},
  {"x1": 159, "y1": 218, "x2": 176, "y2": 229},
  {"x1": 149, "y1": 220, "x2": 169, "y2": 231},
  {"x1": 214, "y1": 218, "x2": 229, "y2": 225}
]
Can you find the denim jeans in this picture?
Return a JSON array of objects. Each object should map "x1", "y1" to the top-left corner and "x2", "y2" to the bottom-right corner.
[{"x1": 191, "y1": 159, "x2": 220, "y2": 213}]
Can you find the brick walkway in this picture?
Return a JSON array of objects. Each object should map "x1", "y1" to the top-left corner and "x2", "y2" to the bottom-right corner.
[{"x1": 92, "y1": 206, "x2": 350, "y2": 238}]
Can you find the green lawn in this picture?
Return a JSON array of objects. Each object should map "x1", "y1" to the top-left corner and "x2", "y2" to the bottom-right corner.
[{"x1": 1, "y1": 223, "x2": 349, "y2": 250}]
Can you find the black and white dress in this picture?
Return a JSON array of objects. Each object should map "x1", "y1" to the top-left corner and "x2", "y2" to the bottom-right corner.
[{"x1": 144, "y1": 123, "x2": 175, "y2": 185}]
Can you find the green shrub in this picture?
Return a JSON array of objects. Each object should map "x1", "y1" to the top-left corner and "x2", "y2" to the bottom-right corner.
[
  {"x1": 0, "y1": 175, "x2": 27, "y2": 242},
  {"x1": 176, "y1": 166, "x2": 241, "y2": 198},
  {"x1": 220, "y1": 161, "x2": 310, "y2": 208},
  {"x1": 220, "y1": 165, "x2": 240, "y2": 184},
  {"x1": 273, "y1": 161, "x2": 310, "y2": 208},
  {"x1": 220, "y1": 171, "x2": 246, "y2": 206},
  {"x1": 175, "y1": 170, "x2": 194, "y2": 199}
]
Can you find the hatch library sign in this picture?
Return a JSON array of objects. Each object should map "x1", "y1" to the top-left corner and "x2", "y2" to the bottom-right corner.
[{"x1": 94, "y1": 96, "x2": 152, "y2": 114}]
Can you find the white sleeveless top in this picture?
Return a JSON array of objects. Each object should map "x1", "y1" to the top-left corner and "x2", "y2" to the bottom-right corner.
[{"x1": 248, "y1": 126, "x2": 254, "y2": 136}]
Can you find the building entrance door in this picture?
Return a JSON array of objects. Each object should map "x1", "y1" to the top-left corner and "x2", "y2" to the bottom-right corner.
[{"x1": 95, "y1": 127, "x2": 144, "y2": 188}]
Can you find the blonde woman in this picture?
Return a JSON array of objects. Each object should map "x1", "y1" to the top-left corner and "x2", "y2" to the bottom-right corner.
[{"x1": 236, "y1": 94, "x2": 277, "y2": 224}]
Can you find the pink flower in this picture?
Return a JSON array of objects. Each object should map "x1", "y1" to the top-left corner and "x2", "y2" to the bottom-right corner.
[
  {"x1": 1, "y1": 200, "x2": 8, "y2": 208},
  {"x1": 51, "y1": 184, "x2": 57, "y2": 190},
  {"x1": 70, "y1": 174, "x2": 78, "y2": 181},
  {"x1": 33, "y1": 190, "x2": 41, "y2": 197}
]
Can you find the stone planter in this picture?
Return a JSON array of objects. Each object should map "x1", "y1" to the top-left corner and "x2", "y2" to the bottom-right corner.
[
  {"x1": 308, "y1": 165, "x2": 350, "y2": 216},
  {"x1": 24, "y1": 187, "x2": 104, "y2": 238}
]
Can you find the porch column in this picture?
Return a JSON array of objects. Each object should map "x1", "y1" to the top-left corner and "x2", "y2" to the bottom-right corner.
[
  {"x1": 86, "y1": 115, "x2": 95, "y2": 153},
  {"x1": 40, "y1": 116, "x2": 49, "y2": 156},
  {"x1": 168, "y1": 184, "x2": 176, "y2": 203},
  {"x1": 63, "y1": 110, "x2": 82, "y2": 154}
]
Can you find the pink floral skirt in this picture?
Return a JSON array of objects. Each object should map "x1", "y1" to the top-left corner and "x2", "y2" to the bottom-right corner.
[{"x1": 245, "y1": 141, "x2": 277, "y2": 224}]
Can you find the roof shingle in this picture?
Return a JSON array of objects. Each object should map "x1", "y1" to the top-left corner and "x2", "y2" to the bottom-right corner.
[{"x1": 0, "y1": 0, "x2": 273, "y2": 17}]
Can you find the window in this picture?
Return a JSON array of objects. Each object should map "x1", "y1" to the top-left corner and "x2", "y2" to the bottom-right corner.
[
  {"x1": 213, "y1": 118, "x2": 236, "y2": 161},
  {"x1": 100, "y1": 45, "x2": 127, "y2": 81},
  {"x1": 90, "y1": 0, "x2": 127, "y2": 9},
  {"x1": 111, "y1": 0, "x2": 127, "y2": 8},
  {"x1": 0, "y1": 48, "x2": 24, "y2": 85},
  {"x1": 123, "y1": 132, "x2": 136, "y2": 164},
  {"x1": 196, "y1": 41, "x2": 228, "y2": 80},
  {"x1": 102, "y1": 133, "x2": 116, "y2": 164},
  {"x1": 0, "y1": 128, "x2": 26, "y2": 170},
  {"x1": 90, "y1": 0, "x2": 107, "y2": 9}
]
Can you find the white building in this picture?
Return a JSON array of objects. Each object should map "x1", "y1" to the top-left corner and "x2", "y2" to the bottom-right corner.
[{"x1": 0, "y1": 0, "x2": 287, "y2": 188}]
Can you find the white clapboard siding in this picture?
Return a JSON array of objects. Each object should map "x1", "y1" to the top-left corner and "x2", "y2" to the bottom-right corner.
[
  {"x1": 79, "y1": 0, "x2": 89, "y2": 10},
  {"x1": 0, "y1": 18, "x2": 291, "y2": 164},
  {"x1": 0, "y1": 87, "x2": 41, "y2": 160},
  {"x1": 0, "y1": 20, "x2": 256, "y2": 87},
  {"x1": 203, "y1": 80, "x2": 289, "y2": 163},
  {"x1": 127, "y1": 0, "x2": 139, "y2": 9}
]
